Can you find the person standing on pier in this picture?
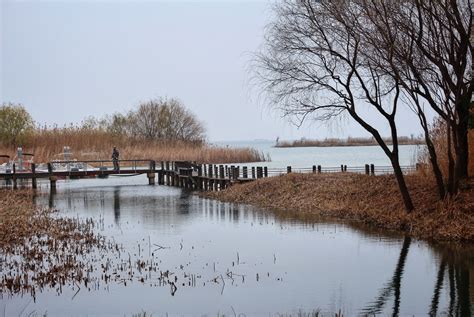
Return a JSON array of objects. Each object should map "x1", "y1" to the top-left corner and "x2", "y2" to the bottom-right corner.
[{"x1": 112, "y1": 146, "x2": 120, "y2": 171}]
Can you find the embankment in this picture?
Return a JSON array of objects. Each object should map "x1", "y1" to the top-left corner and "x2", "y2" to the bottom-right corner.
[{"x1": 205, "y1": 173, "x2": 474, "y2": 242}]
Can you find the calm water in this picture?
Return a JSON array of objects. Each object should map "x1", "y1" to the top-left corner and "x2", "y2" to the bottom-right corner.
[
  {"x1": 215, "y1": 140, "x2": 421, "y2": 168},
  {"x1": 1, "y1": 175, "x2": 472, "y2": 316}
]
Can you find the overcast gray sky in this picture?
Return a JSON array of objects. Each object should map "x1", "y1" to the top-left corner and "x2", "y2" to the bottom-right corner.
[{"x1": 1, "y1": 0, "x2": 426, "y2": 142}]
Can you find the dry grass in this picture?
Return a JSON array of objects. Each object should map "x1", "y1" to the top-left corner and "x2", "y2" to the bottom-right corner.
[
  {"x1": 0, "y1": 189, "x2": 104, "y2": 296},
  {"x1": 0, "y1": 190, "x2": 188, "y2": 297},
  {"x1": 0, "y1": 128, "x2": 266, "y2": 163},
  {"x1": 276, "y1": 136, "x2": 424, "y2": 147},
  {"x1": 205, "y1": 173, "x2": 474, "y2": 241}
]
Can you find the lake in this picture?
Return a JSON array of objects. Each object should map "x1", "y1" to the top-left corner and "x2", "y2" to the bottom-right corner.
[
  {"x1": 1, "y1": 173, "x2": 472, "y2": 316},
  {"x1": 214, "y1": 140, "x2": 421, "y2": 169}
]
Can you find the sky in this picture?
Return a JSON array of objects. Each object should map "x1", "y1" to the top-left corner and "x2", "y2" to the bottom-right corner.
[{"x1": 1, "y1": 0, "x2": 427, "y2": 142}]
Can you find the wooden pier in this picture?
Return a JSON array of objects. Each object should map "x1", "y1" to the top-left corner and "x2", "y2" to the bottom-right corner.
[{"x1": 0, "y1": 159, "x2": 416, "y2": 191}]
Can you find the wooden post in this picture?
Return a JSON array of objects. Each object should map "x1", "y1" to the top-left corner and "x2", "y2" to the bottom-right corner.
[
  {"x1": 208, "y1": 164, "x2": 213, "y2": 178},
  {"x1": 50, "y1": 176, "x2": 57, "y2": 189},
  {"x1": 235, "y1": 166, "x2": 240, "y2": 180},
  {"x1": 31, "y1": 163, "x2": 37, "y2": 189},
  {"x1": 365, "y1": 164, "x2": 370, "y2": 175},
  {"x1": 256, "y1": 167, "x2": 262, "y2": 178},
  {"x1": 243, "y1": 166, "x2": 248, "y2": 179},
  {"x1": 12, "y1": 163, "x2": 17, "y2": 189},
  {"x1": 219, "y1": 165, "x2": 225, "y2": 189},
  {"x1": 263, "y1": 166, "x2": 268, "y2": 177},
  {"x1": 251, "y1": 167, "x2": 256, "y2": 179},
  {"x1": 150, "y1": 160, "x2": 156, "y2": 172},
  {"x1": 370, "y1": 164, "x2": 375, "y2": 175},
  {"x1": 147, "y1": 172, "x2": 156, "y2": 185},
  {"x1": 312, "y1": 165, "x2": 316, "y2": 173},
  {"x1": 198, "y1": 165, "x2": 203, "y2": 177},
  {"x1": 341, "y1": 164, "x2": 344, "y2": 172},
  {"x1": 214, "y1": 166, "x2": 219, "y2": 179},
  {"x1": 287, "y1": 166, "x2": 292, "y2": 174},
  {"x1": 344, "y1": 165, "x2": 347, "y2": 172},
  {"x1": 219, "y1": 165, "x2": 224, "y2": 179},
  {"x1": 317, "y1": 165, "x2": 321, "y2": 173}
]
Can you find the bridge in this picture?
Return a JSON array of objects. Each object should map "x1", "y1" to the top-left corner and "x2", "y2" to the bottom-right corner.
[{"x1": 0, "y1": 158, "x2": 416, "y2": 191}]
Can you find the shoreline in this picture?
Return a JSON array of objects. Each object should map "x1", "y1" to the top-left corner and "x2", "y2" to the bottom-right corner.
[
  {"x1": 203, "y1": 173, "x2": 474, "y2": 242},
  {"x1": 275, "y1": 140, "x2": 424, "y2": 148}
]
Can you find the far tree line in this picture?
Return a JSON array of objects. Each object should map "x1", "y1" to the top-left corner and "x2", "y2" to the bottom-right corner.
[{"x1": 0, "y1": 98, "x2": 206, "y2": 147}]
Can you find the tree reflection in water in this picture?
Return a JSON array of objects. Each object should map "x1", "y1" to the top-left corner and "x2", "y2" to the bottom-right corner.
[
  {"x1": 362, "y1": 237, "x2": 472, "y2": 316},
  {"x1": 361, "y1": 236, "x2": 411, "y2": 316}
]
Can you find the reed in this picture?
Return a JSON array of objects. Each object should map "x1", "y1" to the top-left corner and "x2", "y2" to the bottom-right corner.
[
  {"x1": 0, "y1": 127, "x2": 266, "y2": 164},
  {"x1": 417, "y1": 120, "x2": 474, "y2": 177}
]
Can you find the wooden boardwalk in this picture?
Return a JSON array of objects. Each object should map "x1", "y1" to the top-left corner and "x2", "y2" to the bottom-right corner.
[{"x1": 0, "y1": 159, "x2": 416, "y2": 191}]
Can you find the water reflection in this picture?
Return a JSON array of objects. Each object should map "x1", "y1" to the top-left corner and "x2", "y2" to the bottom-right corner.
[
  {"x1": 361, "y1": 236, "x2": 411, "y2": 316},
  {"x1": 430, "y1": 243, "x2": 473, "y2": 316},
  {"x1": 29, "y1": 182, "x2": 473, "y2": 315},
  {"x1": 113, "y1": 186, "x2": 120, "y2": 223}
]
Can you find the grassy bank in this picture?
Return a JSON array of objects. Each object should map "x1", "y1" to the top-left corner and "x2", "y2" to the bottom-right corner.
[
  {"x1": 276, "y1": 136, "x2": 424, "y2": 148},
  {"x1": 205, "y1": 173, "x2": 474, "y2": 242},
  {"x1": 0, "y1": 128, "x2": 266, "y2": 163}
]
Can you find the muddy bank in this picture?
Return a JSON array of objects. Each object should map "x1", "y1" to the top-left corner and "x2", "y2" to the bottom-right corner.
[{"x1": 204, "y1": 173, "x2": 474, "y2": 242}]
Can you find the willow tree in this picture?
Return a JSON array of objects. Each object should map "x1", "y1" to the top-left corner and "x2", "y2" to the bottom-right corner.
[{"x1": 254, "y1": 0, "x2": 415, "y2": 212}]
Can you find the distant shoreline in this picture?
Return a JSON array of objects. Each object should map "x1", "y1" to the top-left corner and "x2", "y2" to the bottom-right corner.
[{"x1": 275, "y1": 137, "x2": 424, "y2": 148}]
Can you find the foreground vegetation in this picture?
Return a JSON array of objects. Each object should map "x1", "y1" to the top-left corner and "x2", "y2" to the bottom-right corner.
[
  {"x1": 0, "y1": 190, "x2": 104, "y2": 296},
  {"x1": 205, "y1": 172, "x2": 474, "y2": 242}
]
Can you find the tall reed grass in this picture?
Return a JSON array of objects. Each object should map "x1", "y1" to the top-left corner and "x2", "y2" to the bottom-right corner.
[
  {"x1": 0, "y1": 127, "x2": 266, "y2": 164},
  {"x1": 417, "y1": 120, "x2": 474, "y2": 178}
]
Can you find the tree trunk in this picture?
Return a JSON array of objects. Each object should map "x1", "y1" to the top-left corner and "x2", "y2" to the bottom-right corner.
[
  {"x1": 391, "y1": 157, "x2": 415, "y2": 213},
  {"x1": 455, "y1": 96, "x2": 471, "y2": 180},
  {"x1": 419, "y1": 115, "x2": 446, "y2": 199},
  {"x1": 447, "y1": 121, "x2": 456, "y2": 195}
]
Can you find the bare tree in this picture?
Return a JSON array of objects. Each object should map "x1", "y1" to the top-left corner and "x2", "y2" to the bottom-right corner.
[
  {"x1": 353, "y1": 0, "x2": 472, "y2": 196},
  {"x1": 345, "y1": 0, "x2": 448, "y2": 199},
  {"x1": 128, "y1": 98, "x2": 206, "y2": 144},
  {"x1": 254, "y1": 0, "x2": 415, "y2": 212}
]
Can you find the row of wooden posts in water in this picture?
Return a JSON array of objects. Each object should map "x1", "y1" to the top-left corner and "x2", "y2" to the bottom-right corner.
[{"x1": 154, "y1": 161, "x2": 380, "y2": 191}]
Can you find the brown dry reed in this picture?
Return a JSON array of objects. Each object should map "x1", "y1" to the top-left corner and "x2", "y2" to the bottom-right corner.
[
  {"x1": 0, "y1": 190, "x2": 200, "y2": 298},
  {"x1": 418, "y1": 120, "x2": 474, "y2": 177},
  {"x1": 0, "y1": 127, "x2": 266, "y2": 164}
]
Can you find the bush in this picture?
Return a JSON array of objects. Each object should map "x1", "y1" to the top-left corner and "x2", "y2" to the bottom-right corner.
[{"x1": 0, "y1": 103, "x2": 34, "y2": 146}]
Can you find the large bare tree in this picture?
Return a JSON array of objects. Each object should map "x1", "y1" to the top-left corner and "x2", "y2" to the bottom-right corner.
[
  {"x1": 354, "y1": 0, "x2": 472, "y2": 196},
  {"x1": 255, "y1": 0, "x2": 415, "y2": 212}
]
